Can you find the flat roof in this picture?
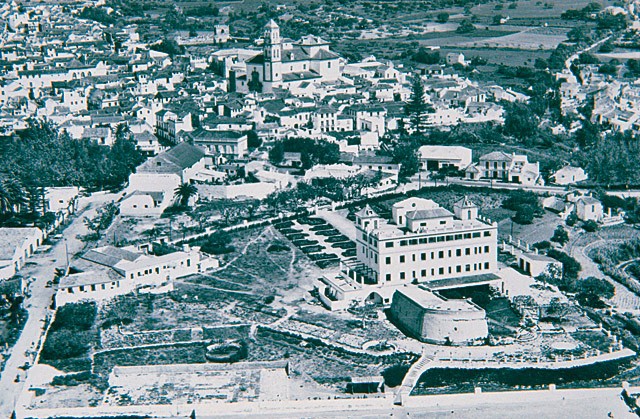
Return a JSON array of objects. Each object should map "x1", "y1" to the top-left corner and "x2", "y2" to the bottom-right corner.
[{"x1": 425, "y1": 273, "x2": 501, "y2": 291}]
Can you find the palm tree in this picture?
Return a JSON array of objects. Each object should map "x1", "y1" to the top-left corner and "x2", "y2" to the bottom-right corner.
[
  {"x1": 0, "y1": 179, "x2": 25, "y2": 216},
  {"x1": 174, "y1": 183, "x2": 198, "y2": 207}
]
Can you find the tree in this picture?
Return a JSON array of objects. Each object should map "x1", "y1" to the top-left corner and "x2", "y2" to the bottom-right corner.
[
  {"x1": 174, "y1": 183, "x2": 198, "y2": 207},
  {"x1": 544, "y1": 297, "x2": 571, "y2": 322},
  {"x1": 502, "y1": 102, "x2": 539, "y2": 141},
  {"x1": 513, "y1": 205, "x2": 535, "y2": 224},
  {"x1": 551, "y1": 225, "x2": 569, "y2": 245},
  {"x1": 83, "y1": 202, "x2": 118, "y2": 239},
  {"x1": 436, "y1": 12, "x2": 449, "y2": 23},
  {"x1": 391, "y1": 139, "x2": 420, "y2": 178},
  {"x1": 567, "y1": 26, "x2": 591, "y2": 43},
  {"x1": 535, "y1": 263, "x2": 563, "y2": 286},
  {"x1": 582, "y1": 220, "x2": 599, "y2": 232},
  {"x1": 404, "y1": 75, "x2": 429, "y2": 134},
  {"x1": 348, "y1": 299, "x2": 377, "y2": 329},
  {"x1": 492, "y1": 15, "x2": 504, "y2": 25},
  {"x1": 456, "y1": 20, "x2": 476, "y2": 33},
  {"x1": 576, "y1": 276, "x2": 614, "y2": 307}
]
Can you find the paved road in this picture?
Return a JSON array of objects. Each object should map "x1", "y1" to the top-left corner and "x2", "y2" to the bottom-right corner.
[
  {"x1": 198, "y1": 386, "x2": 634, "y2": 419},
  {"x1": 0, "y1": 193, "x2": 117, "y2": 418}
]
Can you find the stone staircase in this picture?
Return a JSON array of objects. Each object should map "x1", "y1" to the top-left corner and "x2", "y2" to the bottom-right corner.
[{"x1": 394, "y1": 349, "x2": 433, "y2": 405}]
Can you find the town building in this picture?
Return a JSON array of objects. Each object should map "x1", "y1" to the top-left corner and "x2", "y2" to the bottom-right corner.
[
  {"x1": 351, "y1": 197, "x2": 498, "y2": 286},
  {"x1": 551, "y1": 166, "x2": 588, "y2": 185},
  {"x1": 0, "y1": 228, "x2": 45, "y2": 280},
  {"x1": 575, "y1": 195, "x2": 604, "y2": 222},
  {"x1": 120, "y1": 142, "x2": 206, "y2": 217},
  {"x1": 56, "y1": 244, "x2": 218, "y2": 306},
  {"x1": 418, "y1": 145, "x2": 472, "y2": 171},
  {"x1": 465, "y1": 151, "x2": 543, "y2": 186},
  {"x1": 238, "y1": 20, "x2": 341, "y2": 93}
]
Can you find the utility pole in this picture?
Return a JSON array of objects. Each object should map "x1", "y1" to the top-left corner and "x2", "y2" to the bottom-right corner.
[{"x1": 64, "y1": 238, "x2": 70, "y2": 275}]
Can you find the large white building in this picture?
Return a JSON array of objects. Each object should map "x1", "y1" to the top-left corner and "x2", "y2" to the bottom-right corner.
[
  {"x1": 237, "y1": 20, "x2": 341, "y2": 93},
  {"x1": 351, "y1": 197, "x2": 498, "y2": 287}
]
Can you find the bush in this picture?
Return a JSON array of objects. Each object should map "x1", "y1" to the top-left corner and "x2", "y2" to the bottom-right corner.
[
  {"x1": 551, "y1": 226, "x2": 569, "y2": 245},
  {"x1": 582, "y1": 220, "x2": 599, "y2": 232},
  {"x1": 513, "y1": 205, "x2": 535, "y2": 224},
  {"x1": 547, "y1": 249, "x2": 582, "y2": 281},
  {"x1": 50, "y1": 302, "x2": 96, "y2": 332},
  {"x1": 267, "y1": 244, "x2": 290, "y2": 252},
  {"x1": 533, "y1": 241, "x2": 551, "y2": 250}
]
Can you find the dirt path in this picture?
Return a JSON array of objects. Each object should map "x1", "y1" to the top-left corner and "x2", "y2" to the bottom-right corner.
[{"x1": 569, "y1": 232, "x2": 640, "y2": 312}]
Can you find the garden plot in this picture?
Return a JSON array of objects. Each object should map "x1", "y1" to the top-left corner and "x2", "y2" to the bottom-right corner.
[{"x1": 459, "y1": 27, "x2": 567, "y2": 50}]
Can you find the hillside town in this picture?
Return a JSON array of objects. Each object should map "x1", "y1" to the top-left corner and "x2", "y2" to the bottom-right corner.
[{"x1": 3, "y1": 0, "x2": 640, "y2": 418}]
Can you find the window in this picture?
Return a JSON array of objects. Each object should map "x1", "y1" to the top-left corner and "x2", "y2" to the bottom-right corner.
[
  {"x1": 409, "y1": 239, "x2": 418, "y2": 245},
  {"x1": 385, "y1": 242, "x2": 394, "y2": 248},
  {"x1": 412, "y1": 254, "x2": 416, "y2": 262},
  {"x1": 362, "y1": 232, "x2": 367, "y2": 240},
  {"x1": 464, "y1": 233, "x2": 472, "y2": 239},
  {"x1": 465, "y1": 248, "x2": 471, "y2": 255},
  {"x1": 421, "y1": 269, "x2": 427, "y2": 277},
  {"x1": 465, "y1": 264, "x2": 471, "y2": 272},
  {"x1": 485, "y1": 246, "x2": 490, "y2": 253},
  {"x1": 101, "y1": 284, "x2": 106, "y2": 290},
  {"x1": 400, "y1": 272, "x2": 406, "y2": 280},
  {"x1": 456, "y1": 265, "x2": 462, "y2": 273},
  {"x1": 485, "y1": 262, "x2": 490, "y2": 269},
  {"x1": 419, "y1": 238, "x2": 428, "y2": 244},
  {"x1": 421, "y1": 253, "x2": 426, "y2": 261},
  {"x1": 431, "y1": 252, "x2": 435, "y2": 259},
  {"x1": 400, "y1": 255, "x2": 405, "y2": 263},
  {"x1": 448, "y1": 250, "x2": 452, "y2": 257},
  {"x1": 437, "y1": 236, "x2": 445, "y2": 242},
  {"x1": 386, "y1": 273, "x2": 391, "y2": 281},
  {"x1": 386, "y1": 257, "x2": 391, "y2": 265},
  {"x1": 456, "y1": 249, "x2": 462, "y2": 257},
  {"x1": 80, "y1": 286, "x2": 85, "y2": 292},
  {"x1": 438, "y1": 251, "x2": 444, "y2": 259},
  {"x1": 484, "y1": 231, "x2": 491, "y2": 237},
  {"x1": 429, "y1": 237, "x2": 437, "y2": 243},
  {"x1": 473, "y1": 232, "x2": 481, "y2": 238},
  {"x1": 400, "y1": 240, "x2": 408, "y2": 246},
  {"x1": 91, "y1": 284, "x2": 96, "y2": 291},
  {"x1": 438, "y1": 267, "x2": 444, "y2": 275}
]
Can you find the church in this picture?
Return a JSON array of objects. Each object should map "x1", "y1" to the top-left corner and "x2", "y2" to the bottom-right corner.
[{"x1": 234, "y1": 20, "x2": 342, "y2": 93}]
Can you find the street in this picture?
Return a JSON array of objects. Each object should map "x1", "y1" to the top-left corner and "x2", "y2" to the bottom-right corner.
[{"x1": 0, "y1": 193, "x2": 118, "y2": 417}]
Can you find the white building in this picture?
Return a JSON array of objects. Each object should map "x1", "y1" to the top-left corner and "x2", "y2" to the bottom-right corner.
[
  {"x1": 418, "y1": 145, "x2": 472, "y2": 171},
  {"x1": 240, "y1": 20, "x2": 341, "y2": 93},
  {"x1": 56, "y1": 245, "x2": 218, "y2": 306},
  {"x1": 120, "y1": 143, "x2": 206, "y2": 217},
  {"x1": 350, "y1": 197, "x2": 498, "y2": 288},
  {"x1": 551, "y1": 166, "x2": 588, "y2": 185},
  {"x1": 465, "y1": 151, "x2": 543, "y2": 186},
  {"x1": 575, "y1": 196, "x2": 604, "y2": 222},
  {"x1": 0, "y1": 228, "x2": 44, "y2": 280}
]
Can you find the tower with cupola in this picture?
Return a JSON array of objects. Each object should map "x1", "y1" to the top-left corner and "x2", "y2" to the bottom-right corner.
[{"x1": 263, "y1": 19, "x2": 282, "y2": 84}]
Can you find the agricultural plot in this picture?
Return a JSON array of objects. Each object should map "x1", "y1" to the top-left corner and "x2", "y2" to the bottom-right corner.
[{"x1": 459, "y1": 27, "x2": 568, "y2": 50}]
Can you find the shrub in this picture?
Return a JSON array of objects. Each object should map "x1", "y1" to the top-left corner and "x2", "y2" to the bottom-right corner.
[
  {"x1": 513, "y1": 205, "x2": 535, "y2": 224},
  {"x1": 547, "y1": 249, "x2": 582, "y2": 281},
  {"x1": 267, "y1": 244, "x2": 290, "y2": 252},
  {"x1": 582, "y1": 220, "x2": 599, "y2": 232},
  {"x1": 551, "y1": 226, "x2": 569, "y2": 245},
  {"x1": 533, "y1": 241, "x2": 551, "y2": 250}
]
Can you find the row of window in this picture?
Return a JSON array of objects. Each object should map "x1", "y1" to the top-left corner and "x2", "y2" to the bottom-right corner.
[
  {"x1": 384, "y1": 245, "x2": 491, "y2": 265},
  {"x1": 380, "y1": 230, "x2": 492, "y2": 248},
  {"x1": 67, "y1": 281, "x2": 119, "y2": 294},
  {"x1": 384, "y1": 262, "x2": 491, "y2": 281}
]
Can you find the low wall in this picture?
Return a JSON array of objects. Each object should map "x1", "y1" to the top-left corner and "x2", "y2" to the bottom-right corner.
[{"x1": 197, "y1": 183, "x2": 277, "y2": 200}]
